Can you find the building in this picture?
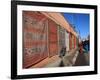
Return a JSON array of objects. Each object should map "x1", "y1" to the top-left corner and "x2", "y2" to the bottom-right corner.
[{"x1": 23, "y1": 11, "x2": 78, "y2": 68}]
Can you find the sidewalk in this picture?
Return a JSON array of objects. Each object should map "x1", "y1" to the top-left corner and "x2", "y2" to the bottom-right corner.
[
  {"x1": 62, "y1": 48, "x2": 79, "y2": 66},
  {"x1": 31, "y1": 55, "x2": 61, "y2": 68},
  {"x1": 30, "y1": 48, "x2": 79, "y2": 68}
]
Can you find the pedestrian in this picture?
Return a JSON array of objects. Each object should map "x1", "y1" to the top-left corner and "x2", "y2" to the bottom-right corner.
[
  {"x1": 59, "y1": 46, "x2": 66, "y2": 67},
  {"x1": 59, "y1": 47, "x2": 66, "y2": 58},
  {"x1": 79, "y1": 42, "x2": 83, "y2": 54}
]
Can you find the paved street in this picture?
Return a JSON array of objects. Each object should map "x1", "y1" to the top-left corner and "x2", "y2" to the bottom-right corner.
[{"x1": 73, "y1": 52, "x2": 89, "y2": 66}]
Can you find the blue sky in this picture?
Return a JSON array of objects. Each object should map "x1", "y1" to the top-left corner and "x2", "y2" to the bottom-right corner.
[{"x1": 63, "y1": 13, "x2": 90, "y2": 39}]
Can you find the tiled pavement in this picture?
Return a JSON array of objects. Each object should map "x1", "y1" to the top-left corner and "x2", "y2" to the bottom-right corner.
[
  {"x1": 45, "y1": 50, "x2": 79, "y2": 67},
  {"x1": 31, "y1": 55, "x2": 61, "y2": 68},
  {"x1": 30, "y1": 48, "x2": 79, "y2": 68}
]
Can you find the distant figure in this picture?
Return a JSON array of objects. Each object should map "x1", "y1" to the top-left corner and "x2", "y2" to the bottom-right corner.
[
  {"x1": 83, "y1": 40, "x2": 90, "y2": 53},
  {"x1": 79, "y1": 42, "x2": 83, "y2": 54}
]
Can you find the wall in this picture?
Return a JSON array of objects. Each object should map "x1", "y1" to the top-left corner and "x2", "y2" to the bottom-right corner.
[{"x1": 23, "y1": 11, "x2": 48, "y2": 68}]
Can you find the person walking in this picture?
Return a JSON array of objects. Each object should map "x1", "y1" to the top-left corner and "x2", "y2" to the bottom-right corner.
[{"x1": 59, "y1": 47, "x2": 66, "y2": 67}]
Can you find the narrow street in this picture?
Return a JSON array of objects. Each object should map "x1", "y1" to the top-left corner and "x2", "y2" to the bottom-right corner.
[{"x1": 73, "y1": 52, "x2": 89, "y2": 66}]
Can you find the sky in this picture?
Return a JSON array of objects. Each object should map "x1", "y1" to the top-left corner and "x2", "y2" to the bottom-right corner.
[{"x1": 63, "y1": 13, "x2": 90, "y2": 39}]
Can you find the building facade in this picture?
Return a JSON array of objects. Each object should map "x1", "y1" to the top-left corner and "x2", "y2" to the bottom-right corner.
[{"x1": 23, "y1": 11, "x2": 78, "y2": 68}]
